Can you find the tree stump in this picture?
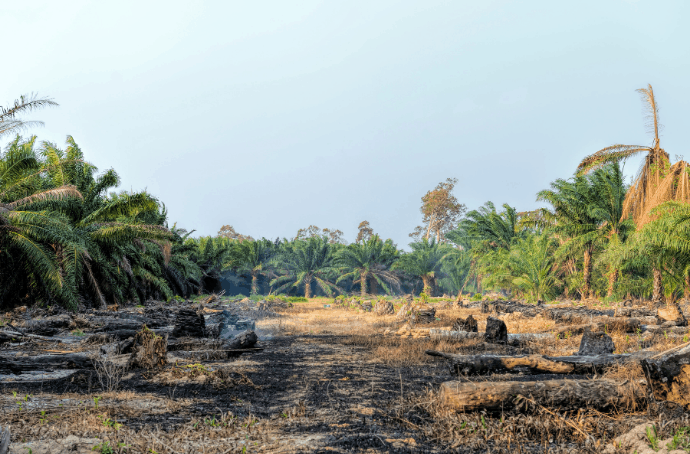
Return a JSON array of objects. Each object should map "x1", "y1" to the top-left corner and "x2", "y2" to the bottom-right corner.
[
  {"x1": 128, "y1": 326, "x2": 168, "y2": 369},
  {"x1": 641, "y1": 342, "x2": 690, "y2": 409},
  {"x1": 172, "y1": 308, "x2": 205, "y2": 338},
  {"x1": 452, "y1": 315, "x2": 478, "y2": 332},
  {"x1": 578, "y1": 330, "x2": 615, "y2": 356},
  {"x1": 374, "y1": 299, "x2": 394, "y2": 315},
  {"x1": 485, "y1": 317, "x2": 507, "y2": 343},
  {"x1": 413, "y1": 307, "x2": 436, "y2": 324}
]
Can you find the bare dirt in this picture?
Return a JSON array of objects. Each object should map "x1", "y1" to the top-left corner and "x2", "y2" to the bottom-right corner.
[{"x1": 2, "y1": 299, "x2": 689, "y2": 453}]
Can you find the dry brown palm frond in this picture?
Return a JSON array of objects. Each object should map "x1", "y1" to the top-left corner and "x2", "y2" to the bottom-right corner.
[
  {"x1": 638, "y1": 160, "x2": 690, "y2": 227},
  {"x1": 577, "y1": 144, "x2": 651, "y2": 175},
  {"x1": 3, "y1": 185, "x2": 83, "y2": 209},
  {"x1": 637, "y1": 83, "x2": 661, "y2": 143},
  {"x1": 622, "y1": 148, "x2": 671, "y2": 225}
]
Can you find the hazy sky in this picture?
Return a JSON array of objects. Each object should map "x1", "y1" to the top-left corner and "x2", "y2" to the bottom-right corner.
[{"x1": 3, "y1": 1, "x2": 690, "y2": 247}]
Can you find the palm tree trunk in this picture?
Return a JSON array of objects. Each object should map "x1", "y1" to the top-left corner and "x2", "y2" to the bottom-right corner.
[
  {"x1": 421, "y1": 275, "x2": 432, "y2": 295},
  {"x1": 304, "y1": 275, "x2": 312, "y2": 299},
  {"x1": 607, "y1": 267, "x2": 618, "y2": 298},
  {"x1": 251, "y1": 271, "x2": 258, "y2": 295},
  {"x1": 652, "y1": 267, "x2": 664, "y2": 302},
  {"x1": 360, "y1": 271, "x2": 368, "y2": 297},
  {"x1": 685, "y1": 272, "x2": 690, "y2": 302},
  {"x1": 455, "y1": 289, "x2": 463, "y2": 302},
  {"x1": 370, "y1": 276, "x2": 378, "y2": 296},
  {"x1": 582, "y1": 248, "x2": 593, "y2": 299}
]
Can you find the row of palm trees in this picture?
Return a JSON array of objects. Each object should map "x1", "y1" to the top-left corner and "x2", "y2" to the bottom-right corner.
[{"x1": 5, "y1": 85, "x2": 690, "y2": 307}]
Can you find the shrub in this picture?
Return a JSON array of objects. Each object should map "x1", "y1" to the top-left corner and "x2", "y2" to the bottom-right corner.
[
  {"x1": 471, "y1": 293, "x2": 482, "y2": 301},
  {"x1": 287, "y1": 296, "x2": 308, "y2": 303}
]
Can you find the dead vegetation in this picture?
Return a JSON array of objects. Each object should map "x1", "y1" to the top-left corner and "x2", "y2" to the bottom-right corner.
[{"x1": 1, "y1": 296, "x2": 689, "y2": 453}]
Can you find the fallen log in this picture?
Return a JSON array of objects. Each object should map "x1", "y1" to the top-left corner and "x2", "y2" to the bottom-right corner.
[
  {"x1": 172, "y1": 348, "x2": 264, "y2": 361},
  {"x1": 0, "y1": 329, "x2": 67, "y2": 343},
  {"x1": 167, "y1": 330, "x2": 258, "y2": 352},
  {"x1": 0, "y1": 352, "x2": 93, "y2": 374},
  {"x1": 0, "y1": 424, "x2": 9, "y2": 454},
  {"x1": 429, "y1": 329, "x2": 550, "y2": 345},
  {"x1": 641, "y1": 341, "x2": 690, "y2": 408},
  {"x1": 427, "y1": 350, "x2": 654, "y2": 375},
  {"x1": 21, "y1": 315, "x2": 73, "y2": 335},
  {"x1": 91, "y1": 327, "x2": 173, "y2": 340},
  {"x1": 440, "y1": 379, "x2": 645, "y2": 412},
  {"x1": 554, "y1": 317, "x2": 641, "y2": 338}
]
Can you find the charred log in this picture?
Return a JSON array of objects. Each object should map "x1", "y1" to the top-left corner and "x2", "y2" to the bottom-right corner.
[{"x1": 440, "y1": 379, "x2": 645, "y2": 412}]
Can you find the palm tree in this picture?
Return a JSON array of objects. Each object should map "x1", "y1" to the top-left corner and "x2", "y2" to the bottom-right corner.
[
  {"x1": 501, "y1": 233, "x2": 559, "y2": 303},
  {"x1": 439, "y1": 248, "x2": 472, "y2": 300},
  {"x1": 587, "y1": 163, "x2": 634, "y2": 297},
  {"x1": 335, "y1": 235, "x2": 401, "y2": 296},
  {"x1": 577, "y1": 85, "x2": 669, "y2": 225},
  {"x1": 228, "y1": 238, "x2": 278, "y2": 295},
  {"x1": 271, "y1": 236, "x2": 341, "y2": 298},
  {"x1": 537, "y1": 175, "x2": 600, "y2": 298},
  {"x1": 450, "y1": 202, "x2": 524, "y2": 250},
  {"x1": 393, "y1": 238, "x2": 448, "y2": 296},
  {"x1": 0, "y1": 94, "x2": 58, "y2": 138},
  {"x1": 446, "y1": 202, "x2": 526, "y2": 295}
]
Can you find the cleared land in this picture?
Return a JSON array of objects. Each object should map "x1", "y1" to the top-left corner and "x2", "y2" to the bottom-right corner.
[{"x1": 1, "y1": 297, "x2": 690, "y2": 453}]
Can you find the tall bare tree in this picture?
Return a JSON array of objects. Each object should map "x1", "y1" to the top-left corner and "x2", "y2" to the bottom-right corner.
[{"x1": 410, "y1": 178, "x2": 466, "y2": 243}]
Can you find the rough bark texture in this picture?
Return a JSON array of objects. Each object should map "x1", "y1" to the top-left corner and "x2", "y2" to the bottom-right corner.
[
  {"x1": 413, "y1": 307, "x2": 436, "y2": 324},
  {"x1": 172, "y1": 309, "x2": 205, "y2": 338},
  {"x1": 0, "y1": 424, "x2": 9, "y2": 454},
  {"x1": 608, "y1": 267, "x2": 618, "y2": 298},
  {"x1": 657, "y1": 302, "x2": 687, "y2": 326},
  {"x1": 583, "y1": 247, "x2": 593, "y2": 299},
  {"x1": 22, "y1": 315, "x2": 73, "y2": 336},
  {"x1": 440, "y1": 379, "x2": 645, "y2": 412},
  {"x1": 0, "y1": 353, "x2": 93, "y2": 373},
  {"x1": 427, "y1": 350, "x2": 654, "y2": 376},
  {"x1": 128, "y1": 327, "x2": 168, "y2": 369},
  {"x1": 167, "y1": 330, "x2": 258, "y2": 352},
  {"x1": 485, "y1": 317, "x2": 507, "y2": 344},
  {"x1": 652, "y1": 267, "x2": 664, "y2": 303},
  {"x1": 304, "y1": 276, "x2": 312, "y2": 299},
  {"x1": 577, "y1": 331, "x2": 614, "y2": 356},
  {"x1": 685, "y1": 273, "x2": 690, "y2": 302},
  {"x1": 555, "y1": 318, "x2": 641, "y2": 338},
  {"x1": 641, "y1": 342, "x2": 690, "y2": 409},
  {"x1": 374, "y1": 299, "x2": 394, "y2": 315},
  {"x1": 421, "y1": 275, "x2": 433, "y2": 296}
]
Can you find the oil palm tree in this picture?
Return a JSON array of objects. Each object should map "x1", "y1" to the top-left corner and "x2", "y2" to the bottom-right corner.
[
  {"x1": 335, "y1": 235, "x2": 401, "y2": 296},
  {"x1": 271, "y1": 236, "x2": 341, "y2": 298},
  {"x1": 537, "y1": 175, "x2": 600, "y2": 298},
  {"x1": 393, "y1": 238, "x2": 448, "y2": 296},
  {"x1": 588, "y1": 163, "x2": 634, "y2": 297},
  {"x1": 0, "y1": 94, "x2": 58, "y2": 138},
  {"x1": 228, "y1": 238, "x2": 278, "y2": 295},
  {"x1": 501, "y1": 233, "x2": 559, "y2": 303},
  {"x1": 577, "y1": 84, "x2": 669, "y2": 225}
]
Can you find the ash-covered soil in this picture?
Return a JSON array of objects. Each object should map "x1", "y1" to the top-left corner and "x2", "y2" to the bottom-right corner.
[{"x1": 1, "y1": 300, "x2": 688, "y2": 453}]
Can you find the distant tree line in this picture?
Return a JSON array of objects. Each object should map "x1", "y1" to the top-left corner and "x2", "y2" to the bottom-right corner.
[{"x1": 3, "y1": 85, "x2": 690, "y2": 309}]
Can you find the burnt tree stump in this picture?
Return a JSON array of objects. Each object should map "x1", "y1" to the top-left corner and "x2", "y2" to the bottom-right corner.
[
  {"x1": 172, "y1": 309, "x2": 205, "y2": 338},
  {"x1": 578, "y1": 330, "x2": 615, "y2": 356},
  {"x1": 485, "y1": 317, "x2": 507, "y2": 343}
]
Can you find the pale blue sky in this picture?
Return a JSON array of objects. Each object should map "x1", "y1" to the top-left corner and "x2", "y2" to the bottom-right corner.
[{"x1": 3, "y1": 1, "x2": 690, "y2": 246}]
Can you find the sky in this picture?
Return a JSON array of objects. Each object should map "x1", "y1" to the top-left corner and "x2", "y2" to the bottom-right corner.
[{"x1": 3, "y1": 0, "x2": 690, "y2": 247}]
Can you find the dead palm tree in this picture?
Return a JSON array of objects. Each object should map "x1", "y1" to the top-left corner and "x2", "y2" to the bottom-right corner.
[{"x1": 577, "y1": 84, "x2": 676, "y2": 301}]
